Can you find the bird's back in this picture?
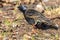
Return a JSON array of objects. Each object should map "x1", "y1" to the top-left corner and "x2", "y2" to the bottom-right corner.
[
  {"x1": 24, "y1": 9, "x2": 53, "y2": 25},
  {"x1": 18, "y1": 5, "x2": 59, "y2": 29}
]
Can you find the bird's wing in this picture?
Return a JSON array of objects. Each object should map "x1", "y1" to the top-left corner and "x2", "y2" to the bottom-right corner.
[{"x1": 26, "y1": 9, "x2": 53, "y2": 25}]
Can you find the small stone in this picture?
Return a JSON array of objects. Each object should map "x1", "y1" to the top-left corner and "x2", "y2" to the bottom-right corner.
[
  {"x1": 23, "y1": 34, "x2": 31, "y2": 40},
  {"x1": 10, "y1": 0, "x2": 18, "y2": 2},
  {"x1": 35, "y1": 3, "x2": 44, "y2": 12},
  {"x1": 43, "y1": 0, "x2": 49, "y2": 2},
  {"x1": 30, "y1": 0, "x2": 35, "y2": 4},
  {"x1": 12, "y1": 23, "x2": 17, "y2": 28}
]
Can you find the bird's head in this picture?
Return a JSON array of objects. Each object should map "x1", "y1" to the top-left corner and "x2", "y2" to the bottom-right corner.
[{"x1": 18, "y1": 5, "x2": 27, "y2": 13}]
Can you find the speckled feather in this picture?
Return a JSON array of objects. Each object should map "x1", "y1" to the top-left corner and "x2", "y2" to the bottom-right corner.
[{"x1": 18, "y1": 5, "x2": 59, "y2": 29}]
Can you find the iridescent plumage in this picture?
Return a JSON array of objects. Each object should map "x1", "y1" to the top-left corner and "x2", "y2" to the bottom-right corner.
[{"x1": 18, "y1": 5, "x2": 58, "y2": 30}]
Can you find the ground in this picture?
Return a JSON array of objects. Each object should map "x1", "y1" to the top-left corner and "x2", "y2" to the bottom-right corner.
[{"x1": 0, "y1": 0, "x2": 60, "y2": 40}]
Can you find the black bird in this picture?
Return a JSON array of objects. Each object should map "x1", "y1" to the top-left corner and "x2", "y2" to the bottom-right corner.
[{"x1": 18, "y1": 5, "x2": 59, "y2": 30}]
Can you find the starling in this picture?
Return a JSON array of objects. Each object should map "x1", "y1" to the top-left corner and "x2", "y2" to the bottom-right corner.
[{"x1": 18, "y1": 5, "x2": 59, "y2": 30}]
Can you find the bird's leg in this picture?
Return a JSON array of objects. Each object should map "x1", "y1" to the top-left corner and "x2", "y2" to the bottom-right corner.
[{"x1": 31, "y1": 24, "x2": 38, "y2": 34}]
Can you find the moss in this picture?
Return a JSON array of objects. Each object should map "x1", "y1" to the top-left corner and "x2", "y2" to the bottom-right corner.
[{"x1": 4, "y1": 19, "x2": 12, "y2": 26}]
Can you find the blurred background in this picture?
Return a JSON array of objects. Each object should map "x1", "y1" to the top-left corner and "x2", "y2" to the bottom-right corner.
[{"x1": 0, "y1": 0, "x2": 60, "y2": 40}]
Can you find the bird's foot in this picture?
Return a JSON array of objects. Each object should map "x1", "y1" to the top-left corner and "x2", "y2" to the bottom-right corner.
[{"x1": 31, "y1": 24, "x2": 38, "y2": 34}]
